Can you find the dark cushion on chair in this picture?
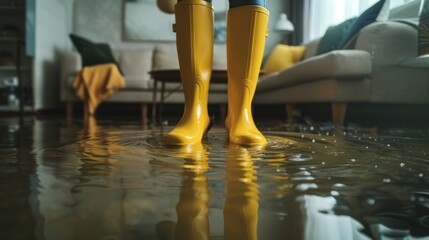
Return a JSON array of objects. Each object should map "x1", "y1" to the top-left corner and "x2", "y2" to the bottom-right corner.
[{"x1": 69, "y1": 34, "x2": 123, "y2": 75}]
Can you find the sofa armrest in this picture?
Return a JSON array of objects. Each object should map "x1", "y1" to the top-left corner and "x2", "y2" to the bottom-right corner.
[{"x1": 60, "y1": 52, "x2": 82, "y2": 101}]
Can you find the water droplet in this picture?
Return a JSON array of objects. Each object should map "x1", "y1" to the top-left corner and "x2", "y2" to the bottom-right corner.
[
  {"x1": 322, "y1": 162, "x2": 326, "y2": 165},
  {"x1": 331, "y1": 191, "x2": 339, "y2": 196},
  {"x1": 351, "y1": 159, "x2": 356, "y2": 162},
  {"x1": 387, "y1": 144, "x2": 391, "y2": 147},
  {"x1": 375, "y1": 165, "x2": 378, "y2": 168},
  {"x1": 383, "y1": 178, "x2": 391, "y2": 183},
  {"x1": 333, "y1": 183, "x2": 346, "y2": 188},
  {"x1": 400, "y1": 163, "x2": 405, "y2": 167},
  {"x1": 367, "y1": 198, "x2": 376, "y2": 205},
  {"x1": 324, "y1": 146, "x2": 328, "y2": 149},
  {"x1": 419, "y1": 173, "x2": 424, "y2": 177},
  {"x1": 365, "y1": 146, "x2": 369, "y2": 149},
  {"x1": 301, "y1": 134, "x2": 305, "y2": 138},
  {"x1": 310, "y1": 126, "x2": 314, "y2": 131},
  {"x1": 312, "y1": 139, "x2": 316, "y2": 143}
]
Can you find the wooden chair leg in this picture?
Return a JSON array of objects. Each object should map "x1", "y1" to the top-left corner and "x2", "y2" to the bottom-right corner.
[
  {"x1": 331, "y1": 102, "x2": 347, "y2": 125},
  {"x1": 66, "y1": 101, "x2": 74, "y2": 126},
  {"x1": 285, "y1": 103, "x2": 295, "y2": 124},
  {"x1": 141, "y1": 103, "x2": 148, "y2": 127}
]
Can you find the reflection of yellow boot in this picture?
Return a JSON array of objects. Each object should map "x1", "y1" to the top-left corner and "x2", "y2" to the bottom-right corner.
[
  {"x1": 173, "y1": 143, "x2": 210, "y2": 240},
  {"x1": 226, "y1": 6, "x2": 269, "y2": 145},
  {"x1": 164, "y1": 0, "x2": 213, "y2": 145},
  {"x1": 224, "y1": 144, "x2": 260, "y2": 240}
]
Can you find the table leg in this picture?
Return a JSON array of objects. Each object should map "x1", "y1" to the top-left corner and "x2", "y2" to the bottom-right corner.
[
  {"x1": 152, "y1": 79, "x2": 158, "y2": 125},
  {"x1": 160, "y1": 81, "x2": 166, "y2": 124}
]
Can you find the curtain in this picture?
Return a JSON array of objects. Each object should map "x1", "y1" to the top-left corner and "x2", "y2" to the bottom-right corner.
[
  {"x1": 289, "y1": 0, "x2": 305, "y2": 45},
  {"x1": 302, "y1": 0, "x2": 416, "y2": 43}
]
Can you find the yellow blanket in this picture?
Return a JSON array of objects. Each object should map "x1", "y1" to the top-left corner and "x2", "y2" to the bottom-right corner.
[{"x1": 73, "y1": 63, "x2": 125, "y2": 115}]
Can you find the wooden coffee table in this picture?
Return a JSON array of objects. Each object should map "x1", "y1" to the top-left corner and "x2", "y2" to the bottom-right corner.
[{"x1": 149, "y1": 69, "x2": 228, "y2": 124}]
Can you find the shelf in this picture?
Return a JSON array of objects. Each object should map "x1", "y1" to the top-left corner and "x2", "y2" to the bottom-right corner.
[
  {"x1": 0, "y1": 104, "x2": 32, "y2": 112},
  {"x1": 0, "y1": 37, "x2": 24, "y2": 43},
  {"x1": 0, "y1": 66, "x2": 31, "y2": 71},
  {"x1": 0, "y1": 6, "x2": 25, "y2": 13}
]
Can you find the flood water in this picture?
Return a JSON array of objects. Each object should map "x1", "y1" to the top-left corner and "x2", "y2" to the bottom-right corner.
[{"x1": 1, "y1": 117, "x2": 429, "y2": 240}]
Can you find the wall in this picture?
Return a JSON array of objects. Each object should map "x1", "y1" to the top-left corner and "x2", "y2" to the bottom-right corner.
[
  {"x1": 73, "y1": 0, "x2": 289, "y2": 54},
  {"x1": 34, "y1": 0, "x2": 74, "y2": 110}
]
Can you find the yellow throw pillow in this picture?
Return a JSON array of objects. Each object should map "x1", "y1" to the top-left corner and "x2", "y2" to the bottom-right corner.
[{"x1": 263, "y1": 44, "x2": 306, "y2": 74}]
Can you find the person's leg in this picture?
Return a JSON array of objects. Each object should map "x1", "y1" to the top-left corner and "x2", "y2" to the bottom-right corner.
[
  {"x1": 225, "y1": 0, "x2": 269, "y2": 145},
  {"x1": 164, "y1": 0, "x2": 214, "y2": 145}
]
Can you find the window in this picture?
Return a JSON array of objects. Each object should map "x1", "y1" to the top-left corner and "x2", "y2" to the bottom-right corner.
[{"x1": 303, "y1": 0, "x2": 416, "y2": 43}]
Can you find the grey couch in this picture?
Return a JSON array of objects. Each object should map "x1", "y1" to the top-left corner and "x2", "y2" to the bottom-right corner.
[
  {"x1": 61, "y1": 44, "x2": 228, "y2": 123},
  {"x1": 254, "y1": 14, "x2": 429, "y2": 124},
  {"x1": 61, "y1": 1, "x2": 429, "y2": 125}
]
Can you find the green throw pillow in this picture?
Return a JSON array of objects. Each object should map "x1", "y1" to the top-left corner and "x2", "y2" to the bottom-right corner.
[
  {"x1": 316, "y1": 17, "x2": 358, "y2": 55},
  {"x1": 418, "y1": 0, "x2": 429, "y2": 55},
  {"x1": 339, "y1": 0, "x2": 390, "y2": 49},
  {"x1": 69, "y1": 34, "x2": 124, "y2": 75}
]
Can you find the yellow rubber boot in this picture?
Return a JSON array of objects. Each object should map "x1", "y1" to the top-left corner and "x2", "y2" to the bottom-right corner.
[
  {"x1": 226, "y1": 5, "x2": 269, "y2": 145},
  {"x1": 164, "y1": 0, "x2": 213, "y2": 145},
  {"x1": 224, "y1": 144, "x2": 260, "y2": 240}
]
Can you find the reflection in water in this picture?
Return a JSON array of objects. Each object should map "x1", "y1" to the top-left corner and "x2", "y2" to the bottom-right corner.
[
  {"x1": 224, "y1": 144, "x2": 260, "y2": 240},
  {"x1": 78, "y1": 116, "x2": 124, "y2": 166},
  {"x1": 155, "y1": 143, "x2": 262, "y2": 240},
  {"x1": 1, "y1": 118, "x2": 429, "y2": 239},
  {"x1": 174, "y1": 143, "x2": 210, "y2": 240}
]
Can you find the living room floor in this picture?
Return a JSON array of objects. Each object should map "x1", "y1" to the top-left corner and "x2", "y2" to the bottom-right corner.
[{"x1": 1, "y1": 115, "x2": 429, "y2": 239}]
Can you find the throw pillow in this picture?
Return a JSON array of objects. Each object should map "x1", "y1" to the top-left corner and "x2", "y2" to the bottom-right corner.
[
  {"x1": 418, "y1": 0, "x2": 429, "y2": 55},
  {"x1": 316, "y1": 17, "x2": 358, "y2": 55},
  {"x1": 263, "y1": 44, "x2": 306, "y2": 74},
  {"x1": 338, "y1": 0, "x2": 390, "y2": 49},
  {"x1": 69, "y1": 34, "x2": 124, "y2": 75}
]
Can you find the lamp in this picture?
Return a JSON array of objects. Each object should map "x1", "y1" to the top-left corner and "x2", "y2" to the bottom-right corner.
[{"x1": 274, "y1": 13, "x2": 294, "y2": 33}]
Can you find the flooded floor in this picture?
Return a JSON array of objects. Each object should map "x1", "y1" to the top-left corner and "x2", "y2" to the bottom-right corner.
[{"x1": 1, "y1": 117, "x2": 429, "y2": 240}]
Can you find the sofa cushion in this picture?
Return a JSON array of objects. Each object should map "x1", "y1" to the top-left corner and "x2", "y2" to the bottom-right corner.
[
  {"x1": 213, "y1": 44, "x2": 227, "y2": 70},
  {"x1": 339, "y1": 0, "x2": 390, "y2": 49},
  {"x1": 303, "y1": 39, "x2": 320, "y2": 59},
  {"x1": 69, "y1": 34, "x2": 124, "y2": 75},
  {"x1": 418, "y1": 0, "x2": 429, "y2": 55},
  {"x1": 263, "y1": 44, "x2": 306, "y2": 74},
  {"x1": 317, "y1": 17, "x2": 358, "y2": 55},
  {"x1": 389, "y1": 0, "x2": 421, "y2": 20},
  {"x1": 153, "y1": 44, "x2": 227, "y2": 70},
  {"x1": 153, "y1": 44, "x2": 180, "y2": 70},
  {"x1": 113, "y1": 49, "x2": 153, "y2": 88},
  {"x1": 257, "y1": 50, "x2": 372, "y2": 92}
]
